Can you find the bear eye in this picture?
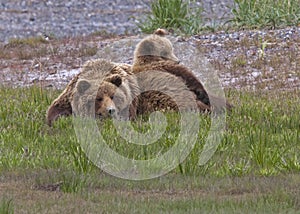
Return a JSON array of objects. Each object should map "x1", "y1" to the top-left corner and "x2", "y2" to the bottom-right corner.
[
  {"x1": 110, "y1": 96, "x2": 114, "y2": 99},
  {"x1": 96, "y1": 97, "x2": 103, "y2": 102}
]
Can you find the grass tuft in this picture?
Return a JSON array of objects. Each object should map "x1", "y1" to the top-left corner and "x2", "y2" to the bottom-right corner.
[
  {"x1": 138, "y1": 0, "x2": 300, "y2": 34},
  {"x1": 7, "y1": 36, "x2": 49, "y2": 48},
  {"x1": 138, "y1": 0, "x2": 204, "y2": 35},
  {"x1": 229, "y1": 0, "x2": 300, "y2": 29},
  {"x1": 0, "y1": 198, "x2": 14, "y2": 214}
]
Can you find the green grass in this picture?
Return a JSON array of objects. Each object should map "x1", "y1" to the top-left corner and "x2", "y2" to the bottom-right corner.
[
  {"x1": 0, "y1": 86, "x2": 299, "y2": 212},
  {"x1": 229, "y1": 0, "x2": 300, "y2": 29},
  {"x1": 138, "y1": 0, "x2": 204, "y2": 35},
  {"x1": 138, "y1": 0, "x2": 300, "y2": 34},
  {"x1": 1, "y1": 87, "x2": 299, "y2": 176},
  {"x1": 0, "y1": 198, "x2": 14, "y2": 214}
]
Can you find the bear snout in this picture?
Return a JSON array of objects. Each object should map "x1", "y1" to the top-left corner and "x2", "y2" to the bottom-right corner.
[{"x1": 107, "y1": 107, "x2": 116, "y2": 115}]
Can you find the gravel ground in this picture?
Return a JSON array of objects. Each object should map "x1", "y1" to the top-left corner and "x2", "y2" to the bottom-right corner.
[
  {"x1": 0, "y1": 0, "x2": 299, "y2": 91},
  {"x1": 0, "y1": 0, "x2": 233, "y2": 42},
  {"x1": 1, "y1": 26, "x2": 299, "y2": 90}
]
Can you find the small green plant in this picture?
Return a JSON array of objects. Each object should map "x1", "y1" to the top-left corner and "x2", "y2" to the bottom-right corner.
[
  {"x1": 229, "y1": 0, "x2": 300, "y2": 29},
  {"x1": 257, "y1": 37, "x2": 274, "y2": 60},
  {"x1": 60, "y1": 172, "x2": 87, "y2": 193},
  {"x1": 138, "y1": 0, "x2": 204, "y2": 35},
  {"x1": 68, "y1": 141, "x2": 96, "y2": 174},
  {"x1": 232, "y1": 55, "x2": 247, "y2": 67},
  {"x1": 0, "y1": 198, "x2": 14, "y2": 214}
]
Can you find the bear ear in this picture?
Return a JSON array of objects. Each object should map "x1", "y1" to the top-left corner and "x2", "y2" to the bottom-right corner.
[
  {"x1": 154, "y1": 28, "x2": 168, "y2": 36},
  {"x1": 76, "y1": 79, "x2": 91, "y2": 94},
  {"x1": 107, "y1": 75, "x2": 122, "y2": 87}
]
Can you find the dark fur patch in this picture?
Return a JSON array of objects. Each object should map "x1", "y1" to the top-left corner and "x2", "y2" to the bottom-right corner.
[{"x1": 107, "y1": 75, "x2": 122, "y2": 87}]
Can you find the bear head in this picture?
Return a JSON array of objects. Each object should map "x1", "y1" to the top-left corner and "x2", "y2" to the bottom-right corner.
[
  {"x1": 133, "y1": 28, "x2": 179, "y2": 65},
  {"x1": 46, "y1": 59, "x2": 139, "y2": 126},
  {"x1": 72, "y1": 73, "x2": 135, "y2": 120}
]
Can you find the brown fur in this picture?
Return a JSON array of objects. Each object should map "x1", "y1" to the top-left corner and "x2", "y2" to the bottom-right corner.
[
  {"x1": 133, "y1": 30, "x2": 179, "y2": 64},
  {"x1": 133, "y1": 58, "x2": 211, "y2": 107},
  {"x1": 134, "y1": 70, "x2": 200, "y2": 114},
  {"x1": 46, "y1": 59, "x2": 138, "y2": 126},
  {"x1": 132, "y1": 29, "x2": 232, "y2": 113}
]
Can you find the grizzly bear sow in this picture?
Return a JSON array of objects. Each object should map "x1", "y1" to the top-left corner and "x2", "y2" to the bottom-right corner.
[
  {"x1": 46, "y1": 59, "x2": 139, "y2": 126},
  {"x1": 132, "y1": 28, "x2": 232, "y2": 113}
]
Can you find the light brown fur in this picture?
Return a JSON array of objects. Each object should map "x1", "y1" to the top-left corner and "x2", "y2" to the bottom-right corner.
[
  {"x1": 133, "y1": 29, "x2": 179, "y2": 65},
  {"x1": 134, "y1": 70, "x2": 199, "y2": 114},
  {"x1": 46, "y1": 59, "x2": 138, "y2": 125},
  {"x1": 132, "y1": 29, "x2": 232, "y2": 113}
]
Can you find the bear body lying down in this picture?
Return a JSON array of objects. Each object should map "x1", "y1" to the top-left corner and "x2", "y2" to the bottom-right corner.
[
  {"x1": 132, "y1": 28, "x2": 232, "y2": 113},
  {"x1": 47, "y1": 59, "x2": 199, "y2": 125},
  {"x1": 47, "y1": 29, "x2": 232, "y2": 125}
]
